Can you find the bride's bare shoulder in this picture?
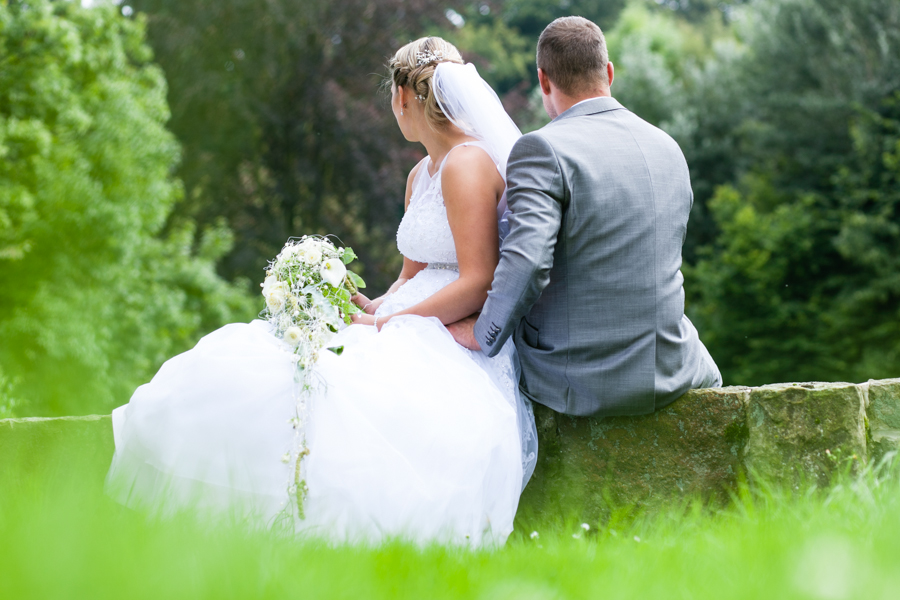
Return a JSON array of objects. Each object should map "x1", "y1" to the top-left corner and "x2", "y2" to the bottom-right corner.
[
  {"x1": 441, "y1": 145, "x2": 503, "y2": 197},
  {"x1": 444, "y1": 143, "x2": 494, "y2": 168}
]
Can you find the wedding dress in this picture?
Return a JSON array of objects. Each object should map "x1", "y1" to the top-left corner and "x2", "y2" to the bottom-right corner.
[{"x1": 106, "y1": 138, "x2": 538, "y2": 547}]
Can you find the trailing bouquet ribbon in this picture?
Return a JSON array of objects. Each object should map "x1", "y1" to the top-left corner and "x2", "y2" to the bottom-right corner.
[{"x1": 260, "y1": 235, "x2": 366, "y2": 522}]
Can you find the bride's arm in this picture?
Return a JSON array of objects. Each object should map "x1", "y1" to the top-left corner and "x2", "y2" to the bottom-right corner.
[
  {"x1": 353, "y1": 256, "x2": 426, "y2": 314},
  {"x1": 352, "y1": 159, "x2": 428, "y2": 314},
  {"x1": 375, "y1": 146, "x2": 504, "y2": 326}
]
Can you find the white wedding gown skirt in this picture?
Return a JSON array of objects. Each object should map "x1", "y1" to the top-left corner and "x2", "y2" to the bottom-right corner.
[{"x1": 107, "y1": 267, "x2": 536, "y2": 547}]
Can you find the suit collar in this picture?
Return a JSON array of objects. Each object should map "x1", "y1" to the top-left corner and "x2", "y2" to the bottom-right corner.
[{"x1": 552, "y1": 96, "x2": 625, "y2": 122}]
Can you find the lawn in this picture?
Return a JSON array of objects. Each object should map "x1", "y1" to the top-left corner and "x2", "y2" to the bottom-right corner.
[{"x1": 1, "y1": 447, "x2": 898, "y2": 599}]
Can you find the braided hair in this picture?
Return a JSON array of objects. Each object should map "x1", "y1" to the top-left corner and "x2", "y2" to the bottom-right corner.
[{"x1": 388, "y1": 37, "x2": 464, "y2": 131}]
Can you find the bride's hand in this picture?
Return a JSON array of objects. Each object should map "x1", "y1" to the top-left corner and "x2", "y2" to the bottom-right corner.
[
  {"x1": 350, "y1": 312, "x2": 391, "y2": 331},
  {"x1": 446, "y1": 313, "x2": 482, "y2": 351},
  {"x1": 351, "y1": 292, "x2": 371, "y2": 310},
  {"x1": 351, "y1": 293, "x2": 383, "y2": 316}
]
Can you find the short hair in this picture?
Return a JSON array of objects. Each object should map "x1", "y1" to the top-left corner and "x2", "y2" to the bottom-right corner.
[
  {"x1": 536, "y1": 17, "x2": 609, "y2": 96},
  {"x1": 388, "y1": 37, "x2": 464, "y2": 131}
]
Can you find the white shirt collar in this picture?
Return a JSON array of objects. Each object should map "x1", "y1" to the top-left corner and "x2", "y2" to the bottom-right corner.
[{"x1": 572, "y1": 96, "x2": 614, "y2": 108}]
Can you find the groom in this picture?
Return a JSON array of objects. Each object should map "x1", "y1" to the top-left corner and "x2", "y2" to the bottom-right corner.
[{"x1": 450, "y1": 16, "x2": 721, "y2": 416}]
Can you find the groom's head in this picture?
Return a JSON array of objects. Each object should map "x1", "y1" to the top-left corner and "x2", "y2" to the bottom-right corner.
[{"x1": 537, "y1": 17, "x2": 613, "y2": 119}]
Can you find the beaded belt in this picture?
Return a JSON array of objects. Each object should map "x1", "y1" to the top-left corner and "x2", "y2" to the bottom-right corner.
[{"x1": 426, "y1": 262, "x2": 459, "y2": 271}]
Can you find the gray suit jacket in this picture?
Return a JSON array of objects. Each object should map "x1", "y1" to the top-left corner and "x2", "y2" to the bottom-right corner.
[{"x1": 475, "y1": 97, "x2": 721, "y2": 417}]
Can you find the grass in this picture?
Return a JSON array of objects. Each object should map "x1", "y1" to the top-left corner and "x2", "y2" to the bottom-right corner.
[{"x1": 1, "y1": 447, "x2": 899, "y2": 599}]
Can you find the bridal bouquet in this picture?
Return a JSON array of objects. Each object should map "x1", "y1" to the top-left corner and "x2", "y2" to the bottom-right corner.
[
  {"x1": 260, "y1": 235, "x2": 366, "y2": 521},
  {"x1": 261, "y1": 235, "x2": 366, "y2": 361}
]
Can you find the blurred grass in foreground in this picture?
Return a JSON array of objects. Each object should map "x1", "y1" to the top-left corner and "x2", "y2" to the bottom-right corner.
[{"x1": 1, "y1": 444, "x2": 899, "y2": 599}]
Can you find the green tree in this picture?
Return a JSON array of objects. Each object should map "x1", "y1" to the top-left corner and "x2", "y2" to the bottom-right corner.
[
  {"x1": 653, "y1": 0, "x2": 748, "y2": 23},
  {"x1": 686, "y1": 0, "x2": 900, "y2": 385},
  {"x1": 605, "y1": 0, "x2": 727, "y2": 127},
  {"x1": 127, "y1": 0, "x2": 467, "y2": 294},
  {"x1": 495, "y1": 0, "x2": 626, "y2": 37},
  {"x1": 0, "y1": 0, "x2": 255, "y2": 416},
  {"x1": 444, "y1": 0, "x2": 629, "y2": 127},
  {"x1": 442, "y1": 16, "x2": 534, "y2": 96}
]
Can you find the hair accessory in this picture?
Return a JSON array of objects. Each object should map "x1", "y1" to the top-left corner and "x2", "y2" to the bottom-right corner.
[
  {"x1": 415, "y1": 50, "x2": 444, "y2": 67},
  {"x1": 415, "y1": 94, "x2": 426, "y2": 102}
]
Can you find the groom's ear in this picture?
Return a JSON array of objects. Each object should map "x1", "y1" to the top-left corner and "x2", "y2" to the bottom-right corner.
[
  {"x1": 537, "y1": 68, "x2": 553, "y2": 96},
  {"x1": 607, "y1": 61, "x2": 615, "y2": 89}
]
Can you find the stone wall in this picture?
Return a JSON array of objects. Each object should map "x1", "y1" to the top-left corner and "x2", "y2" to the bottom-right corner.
[
  {"x1": 868, "y1": 378, "x2": 900, "y2": 466},
  {"x1": 519, "y1": 379, "x2": 899, "y2": 522},
  {"x1": 0, "y1": 414, "x2": 113, "y2": 487},
  {"x1": 2, "y1": 379, "x2": 899, "y2": 523},
  {"x1": 518, "y1": 386, "x2": 749, "y2": 523}
]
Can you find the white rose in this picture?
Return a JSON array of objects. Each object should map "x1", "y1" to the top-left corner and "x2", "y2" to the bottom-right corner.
[
  {"x1": 278, "y1": 246, "x2": 295, "y2": 261},
  {"x1": 283, "y1": 326, "x2": 303, "y2": 347},
  {"x1": 319, "y1": 258, "x2": 347, "y2": 287},
  {"x1": 266, "y1": 288, "x2": 286, "y2": 312},
  {"x1": 261, "y1": 275, "x2": 278, "y2": 296},
  {"x1": 287, "y1": 240, "x2": 310, "y2": 255},
  {"x1": 297, "y1": 238, "x2": 317, "y2": 250},
  {"x1": 297, "y1": 245, "x2": 322, "y2": 265}
]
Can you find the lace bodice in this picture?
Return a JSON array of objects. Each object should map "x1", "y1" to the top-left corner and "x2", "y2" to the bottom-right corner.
[
  {"x1": 396, "y1": 141, "x2": 506, "y2": 265},
  {"x1": 396, "y1": 158, "x2": 458, "y2": 265}
]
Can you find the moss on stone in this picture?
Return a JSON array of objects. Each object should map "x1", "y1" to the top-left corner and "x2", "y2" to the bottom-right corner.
[
  {"x1": 742, "y1": 382, "x2": 867, "y2": 487},
  {"x1": 867, "y1": 378, "x2": 900, "y2": 467},
  {"x1": 517, "y1": 387, "x2": 749, "y2": 525}
]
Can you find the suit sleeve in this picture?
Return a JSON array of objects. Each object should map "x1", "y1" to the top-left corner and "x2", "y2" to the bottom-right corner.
[{"x1": 475, "y1": 132, "x2": 564, "y2": 357}]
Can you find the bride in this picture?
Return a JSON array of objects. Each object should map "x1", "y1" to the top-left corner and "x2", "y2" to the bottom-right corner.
[{"x1": 106, "y1": 36, "x2": 537, "y2": 547}]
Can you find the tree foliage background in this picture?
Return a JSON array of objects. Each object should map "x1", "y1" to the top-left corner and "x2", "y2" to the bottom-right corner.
[
  {"x1": 126, "y1": 0, "x2": 469, "y2": 293},
  {"x1": 1, "y1": 0, "x2": 898, "y2": 416},
  {"x1": 0, "y1": 0, "x2": 255, "y2": 416},
  {"x1": 668, "y1": 0, "x2": 900, "y2": 385}
]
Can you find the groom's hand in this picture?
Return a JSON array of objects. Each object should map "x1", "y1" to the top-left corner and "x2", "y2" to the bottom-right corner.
[{"x1": 447, "y1": 313, "x2": 481, "y2": 351}]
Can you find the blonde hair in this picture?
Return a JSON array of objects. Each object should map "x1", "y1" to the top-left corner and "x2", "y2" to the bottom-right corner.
[{"x1": 388, "y1": 37, "x2": 464, "y2": 130}]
